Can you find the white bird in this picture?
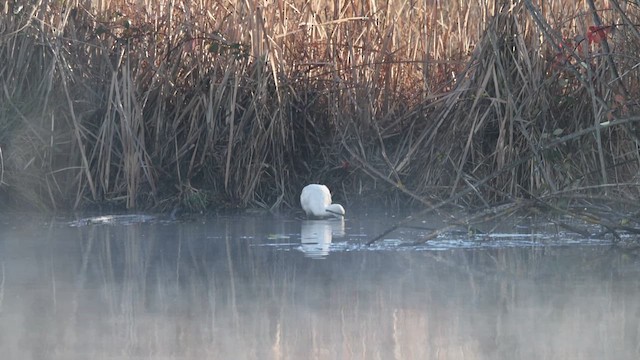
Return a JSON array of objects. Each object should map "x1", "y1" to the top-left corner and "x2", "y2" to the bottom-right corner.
[{"x1": 300, "y1": 184, "x2": 345, "y2": 218}]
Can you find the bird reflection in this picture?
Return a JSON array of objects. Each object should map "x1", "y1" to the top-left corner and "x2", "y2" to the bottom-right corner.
[{"x1": 300, "y1": 219, "x2": 345, "y2": 259}]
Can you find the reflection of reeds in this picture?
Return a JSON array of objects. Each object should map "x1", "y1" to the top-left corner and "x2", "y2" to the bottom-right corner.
[
  {"x1": 0, "y1": 1, "x2": 638, "y2": 210},
  {"x1": 3, "y1": 217, "x2": 640, "y2": 357}
]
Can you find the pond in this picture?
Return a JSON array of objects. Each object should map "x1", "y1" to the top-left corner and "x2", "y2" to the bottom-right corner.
[{"x1": 0, "y1": 211, "x2": 639, "y2": 359}]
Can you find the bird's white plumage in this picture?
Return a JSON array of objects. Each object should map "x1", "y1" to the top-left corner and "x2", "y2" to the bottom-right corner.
[{"x1": 300, "y1": 184, "x2": 345, "y2": 218}]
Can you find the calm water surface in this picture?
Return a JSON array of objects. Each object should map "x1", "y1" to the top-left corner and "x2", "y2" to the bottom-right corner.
[{"x1": 0, "y1": 212, "x2": 639, "y2": 359}]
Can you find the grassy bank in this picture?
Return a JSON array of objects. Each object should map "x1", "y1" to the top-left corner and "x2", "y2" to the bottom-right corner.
[{"x1": 0, "y1": 0, "x2": 638, "y2": 213}]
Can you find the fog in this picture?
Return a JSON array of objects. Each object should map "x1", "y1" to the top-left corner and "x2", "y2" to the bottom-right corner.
[{"x1": 0, "y1": 213, "x2": 639, "y2": 359}]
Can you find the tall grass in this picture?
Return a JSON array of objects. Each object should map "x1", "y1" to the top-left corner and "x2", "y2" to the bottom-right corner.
[{"x1": 0, "y1": 0, "x2": 638, "y2": 211}]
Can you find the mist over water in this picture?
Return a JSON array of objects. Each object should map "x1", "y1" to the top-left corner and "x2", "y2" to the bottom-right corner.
[{"x1": 0, "y1": 213, "x2": 639, "y2": 359}]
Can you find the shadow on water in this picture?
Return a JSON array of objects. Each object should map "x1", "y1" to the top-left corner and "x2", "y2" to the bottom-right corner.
[{"x1": 0, "y1": 213, "x2": 639, "y2": 359}]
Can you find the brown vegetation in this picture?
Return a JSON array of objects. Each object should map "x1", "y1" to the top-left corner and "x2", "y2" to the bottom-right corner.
[{"x1": 0, "y1": 0, "x2": 639, "y2": 217}]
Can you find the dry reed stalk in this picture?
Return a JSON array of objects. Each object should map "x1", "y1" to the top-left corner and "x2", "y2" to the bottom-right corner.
[
  {"x1": 366, "y1": 0, "x2": 640, "y2": 243},
  {"x1": 0, "y1": 0, "x2": 639, "y2": 212}
]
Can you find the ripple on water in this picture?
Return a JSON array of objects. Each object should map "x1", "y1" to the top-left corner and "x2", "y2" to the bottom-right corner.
[{"x1": 260, "y1": 230, "x2": 616, "y2": 256}]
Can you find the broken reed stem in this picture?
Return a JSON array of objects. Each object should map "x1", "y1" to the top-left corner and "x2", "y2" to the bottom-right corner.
[{"x1": 367, "y1": 116, "x2": 640, "y2": 244}]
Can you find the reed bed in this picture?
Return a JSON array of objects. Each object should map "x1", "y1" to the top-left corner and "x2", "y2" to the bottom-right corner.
[{"x1": 0, "y1": 0, "x2": 638, "y2": 214}]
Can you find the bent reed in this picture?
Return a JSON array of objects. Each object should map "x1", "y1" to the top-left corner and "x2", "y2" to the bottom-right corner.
[{"x1": 0, "y1": 0, "x2": 639, "y2": 216}]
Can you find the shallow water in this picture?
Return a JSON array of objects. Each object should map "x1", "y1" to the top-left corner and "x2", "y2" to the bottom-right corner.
[{"x1": 0, "y1": 212, "x2": 639, "y2": 359}]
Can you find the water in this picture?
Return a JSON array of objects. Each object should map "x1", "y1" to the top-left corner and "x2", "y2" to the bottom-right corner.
[{"x1": 0, "y1": 212, "x2": 639, "y2": 359}]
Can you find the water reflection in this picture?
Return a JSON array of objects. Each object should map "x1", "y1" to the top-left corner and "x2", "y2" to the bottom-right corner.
[
  {"x1": 300, "y1": 219, "x2": 345, "y2": 259},
  {"x1": 0, "y1": 214, "x2": 638, "y2": 359}
]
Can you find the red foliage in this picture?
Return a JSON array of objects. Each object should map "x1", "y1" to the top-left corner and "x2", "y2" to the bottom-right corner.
[
  {"x1": 587, "y1": 25, "x2": 609, "y2": 45},
  {"x1": 551, "y1": 25, "x2": 611, "y2": 71}
]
